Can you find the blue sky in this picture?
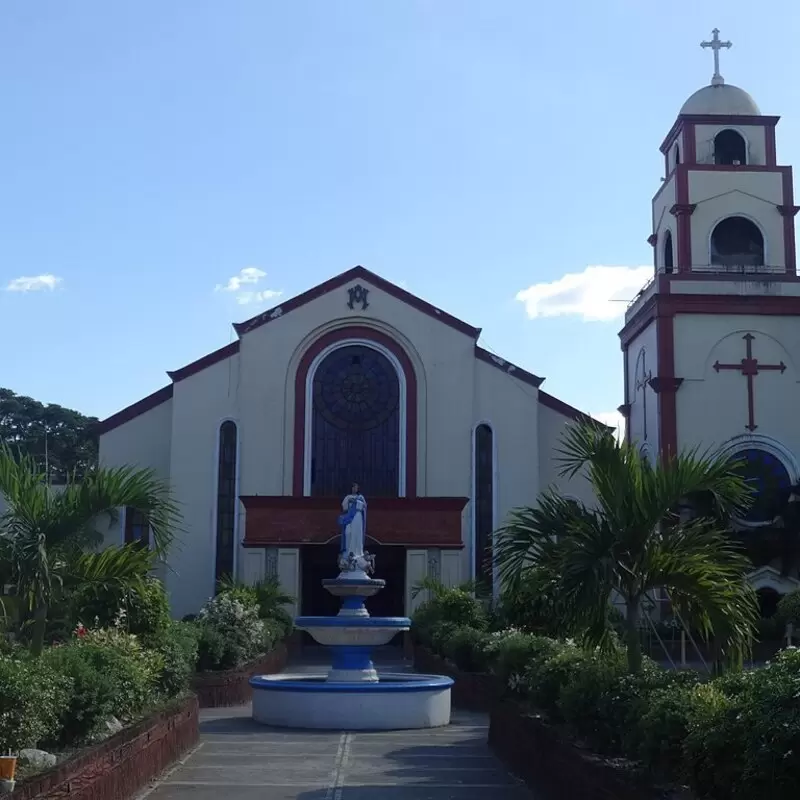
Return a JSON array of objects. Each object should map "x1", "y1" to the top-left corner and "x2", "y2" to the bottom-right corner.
[{"x1": 2, "y1": 2, "x2": 799, "y2": 432}]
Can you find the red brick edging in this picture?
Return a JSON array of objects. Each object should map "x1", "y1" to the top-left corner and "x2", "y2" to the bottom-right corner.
[
  {"x1": 191, "y1": 642, "x2": 288, "y2": 708},
  {"x1": 413, "y1": 646, "x2": 502, "y2": 712},
  {"x1": 0, "y1": 695, "x2": 199, "y2": 800}
]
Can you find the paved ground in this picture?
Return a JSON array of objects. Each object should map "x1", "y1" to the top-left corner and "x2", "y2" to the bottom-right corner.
[
  {"x1": 139, "y1": 705, "x2": 532, "y2": 800},
  {"x1": 136, "y1": 649, "x2": 533, "y2": 799}
]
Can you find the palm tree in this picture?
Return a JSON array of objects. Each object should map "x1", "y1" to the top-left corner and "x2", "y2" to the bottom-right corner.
[
  {"x1": 494, "y1": 421, "x2": 760, "y2": 673},
  {"x1": 0, "y1": 445, "x2": 180, "y2": 655}
]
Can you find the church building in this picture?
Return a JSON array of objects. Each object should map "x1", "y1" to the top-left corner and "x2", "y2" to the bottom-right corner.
[
  {"x1": 620, "y1": 29, "x2": 800, "y2": 604},
  {"x1": 97, "y1": 267, "x2": 597, "y2": 619}
]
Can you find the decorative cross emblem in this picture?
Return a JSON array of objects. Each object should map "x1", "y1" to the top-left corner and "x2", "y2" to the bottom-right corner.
[
  {"x1": 346, "y1": 284, "x2": 369, "y2": 311},
  {"x1": 635, "y1": 350, "x2": 652, "y2": 441},
  {"x1": 713, "y1": 333, "x2": 786, "y2": 431},
  {"x1": 701, "y1": 28, "x2": 732, "y2": 87}
]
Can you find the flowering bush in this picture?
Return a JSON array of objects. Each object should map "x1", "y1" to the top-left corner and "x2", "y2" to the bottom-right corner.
[
  {"x1": 196, "y1": 594, "x2": 266, "y2": 671},
  {"x1": 0, "y1": 655, "x2": 71, "y2": 752}
]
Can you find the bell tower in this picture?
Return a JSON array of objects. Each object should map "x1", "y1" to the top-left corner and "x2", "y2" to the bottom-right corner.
[{"x1": 619, "y1": 29, "x2": 800, "y2": 472}]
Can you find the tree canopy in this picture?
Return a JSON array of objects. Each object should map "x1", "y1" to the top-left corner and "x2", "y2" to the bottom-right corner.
[{"x1": 0, "y1": 388, "x2": 98, "y2": 482}]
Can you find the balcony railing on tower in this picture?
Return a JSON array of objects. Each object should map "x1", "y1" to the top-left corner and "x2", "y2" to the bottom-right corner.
[{"x1": 624, "y1": 262, "x2": 795, "y2": 319}]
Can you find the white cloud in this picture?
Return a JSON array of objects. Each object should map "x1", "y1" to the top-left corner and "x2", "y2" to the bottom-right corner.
[
  {"x1": 234, "y1": 289, "x2": 283, "y2": 306},
  {"x1": 5, "y1": 274, "x2": 62, "y2": 292},
  {"x1": 591, "y1": 410, "x2": 625, "y2": 441},
  {"x1": 215, "y1": 267, "x2": 282, "y2": 306},
  {"x1": 516, "y1": 265, "x2": 652, "y2": 322}
]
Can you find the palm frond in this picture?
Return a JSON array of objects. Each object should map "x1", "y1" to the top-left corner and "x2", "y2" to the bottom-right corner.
[
  {"x1": 410, "y1": 575, "x2": 477, "y2": 600},
  {"x1": 50, "y1": 465, "x2": 181, "y2": 557}
]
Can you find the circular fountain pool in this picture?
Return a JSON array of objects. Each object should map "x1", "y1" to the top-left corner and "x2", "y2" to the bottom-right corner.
[{"x1": 250, "y1": 673, "x2": 454, "y2": 730}]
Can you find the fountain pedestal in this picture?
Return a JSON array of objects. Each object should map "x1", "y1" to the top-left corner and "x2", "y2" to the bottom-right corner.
[{"x1": 250, "y1": 489, "x2": 453, "y2": 730}]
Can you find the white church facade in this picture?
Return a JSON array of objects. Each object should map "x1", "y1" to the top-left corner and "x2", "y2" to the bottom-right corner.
[
  {"x1": 619, "y1": 29, "x2": 800, "y2": 601},
  {"x1": 98, "y1": 266, "x2": 597, "y2": 619}
]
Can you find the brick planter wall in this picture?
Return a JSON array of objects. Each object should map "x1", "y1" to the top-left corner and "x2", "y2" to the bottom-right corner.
[
  {"x1": 191, "y1": 642, "x2": 288, "y2": 708},
  {"x1": 489, "y1": 700, "x2": 689, "y2": 800},
  {"x1": 0, "y1": 695, "x2": 198, "y2": 800},
  {"x1": 414, "y1": 645, "x2": 502, "y2": 712}
]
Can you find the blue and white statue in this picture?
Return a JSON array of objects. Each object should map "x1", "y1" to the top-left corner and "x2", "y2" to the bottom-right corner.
[{"x1": 337, "y1": 483, "x2": 375, "y2": 578}]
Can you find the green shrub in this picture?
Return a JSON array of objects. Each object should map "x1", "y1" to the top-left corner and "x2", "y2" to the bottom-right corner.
[
  {"x1": 556, "y1": 651, "x2": 627, "y2": 749},
  {"x1": 442, "y1": 627, "x2": 489, "y2": 672},
  {"x1": 0, "y1": 655, "x2": 71, "y2": 752},
  {"x1": 427, "y1": 621, "x2": 461, "y2": 656},
  {"x1": 196, "y1": 624, "x2": 229, "y2": 671},
  {"x1": 776, "y1": 590, "x2": 800, "y2": 627},
  {"x1": 521, "y1": 641, "x2": 592, "y2": 719},
  {"x1": 70, "y1": 577, "x2": 171, "y2": 639},
  {"x1": 483, "y1": 630, "x2": 560, "y2": 688},
  {"x1": 492, "y1": 576, "x2": 571, "y2": 637},
  {"x1": 411, "y1": 586, "x2": 488, "y2": 647},
  {"x1": 684, "y1": 682, "x2": 747, "y2": 798},
  {"x1": 41, "y1": 643, "x2": 118, "y2": 745},
  {"x1": 636, "y1": 685, "x2": 695, "y2": 777},
  {"x1": 143, "y1": 620, "x2": 200, "y2": 697},
  {"x1": 76, "y1": 627, "x2": 161, "y2": 719}
]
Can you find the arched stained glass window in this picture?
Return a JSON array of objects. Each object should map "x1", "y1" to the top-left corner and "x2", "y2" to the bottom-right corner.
[
  {"x1": 215, "y1": 421, "x2": 238, "y2": 584},
  {"x1": 310, "y1": 345, "x2": 401, "y2": 497},
  {"x1": 733, "y1": 448, "x2": 791, "y2": 524}
]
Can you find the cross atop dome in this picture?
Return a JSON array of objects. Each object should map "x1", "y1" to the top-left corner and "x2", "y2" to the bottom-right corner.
[{"x1": 701, "y1": 28, "x2": 732, "y2": 87}]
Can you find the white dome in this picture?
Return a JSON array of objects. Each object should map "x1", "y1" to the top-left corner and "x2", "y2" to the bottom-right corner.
[{"x1": 679, "y1": 83, "x2": 761, "y2": 116}]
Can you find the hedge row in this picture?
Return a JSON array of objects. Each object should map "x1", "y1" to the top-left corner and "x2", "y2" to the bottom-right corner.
[
  {"x1": 412, "y1": 587, "x2": 800, "y2": 800},
  {"x1": 0, "y1": 579, "x2": 293, "y2": 757}
]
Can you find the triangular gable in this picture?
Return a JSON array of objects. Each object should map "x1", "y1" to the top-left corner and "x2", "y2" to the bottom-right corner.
[{"x1": 233, "y1": 265, "x2": 482, "y2": 339}]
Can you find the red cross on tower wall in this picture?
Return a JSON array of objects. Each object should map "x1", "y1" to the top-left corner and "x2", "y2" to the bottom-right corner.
[{"x1": 713, "y1": 333, "x2": 787, "y2": 431}]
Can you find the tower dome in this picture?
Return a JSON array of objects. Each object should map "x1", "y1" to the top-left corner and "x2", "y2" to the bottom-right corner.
[
  {"x1": 680, "y1": 83, "x2": 761, "y2": 116},
  {"x1": 679, "y1": 28, "x2": 761, "y2": 116}
]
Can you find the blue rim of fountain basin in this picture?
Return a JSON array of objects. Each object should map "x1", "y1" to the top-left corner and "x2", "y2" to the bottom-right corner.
[
  {"x1": 294, "y1": 616, "x2": 411, "y2": 627},
  {"x1": 321, "y1": 578, "x2": 386, "y2": 586},
  {"x1": 249, "y1": 675, "x2": 454, "y2": 692}
]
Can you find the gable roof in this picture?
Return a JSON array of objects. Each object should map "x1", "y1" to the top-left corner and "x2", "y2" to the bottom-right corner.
[
  {"x1": 97, "y1": 265, "x2": 604, "y2": 435},
  {"x1": 96, "y1": 384, "x2": 173, "y2": 435},
  {"x1": 233, "y1": 265, "x2": 482, "y2": 339}
]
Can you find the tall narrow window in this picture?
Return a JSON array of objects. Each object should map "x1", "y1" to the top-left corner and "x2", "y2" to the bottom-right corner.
[
  {"x1": 663, "y1": 230, "x2": 674, "y2": 273},
  {"x1": 215, "y1": 421, "x2": 238, "y2": 585},
  {"x1": 474, "y1": 424, "x2": 494, "y2": 592},
  {"x1": 124, "y1": 508, "x2": 150, "y2": 549}
]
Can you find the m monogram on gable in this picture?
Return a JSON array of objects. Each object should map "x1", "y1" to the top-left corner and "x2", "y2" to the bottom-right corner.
[{"x1": 346, "y1": 284, "x2": 370, "y2": 311}]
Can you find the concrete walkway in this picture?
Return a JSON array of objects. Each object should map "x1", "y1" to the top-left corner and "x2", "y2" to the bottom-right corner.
[
  {"x1": 139, "y1": 705, "x2": 533, "y2": 799},
  {"x1": 137, "y1": 650, "x2": 534, "y2": 799}
]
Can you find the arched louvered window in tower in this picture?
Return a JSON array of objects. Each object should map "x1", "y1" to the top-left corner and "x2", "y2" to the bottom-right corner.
[
  {"x1": 215, "y1": 421, "x2": 238, "y2": 585},
  {"x1": 474, "y1": 423, "x2": 495, "y2": 592}
]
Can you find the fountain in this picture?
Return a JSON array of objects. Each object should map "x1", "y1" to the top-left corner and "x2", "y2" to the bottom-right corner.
[{"x1": 250, "y1": 484, "x2": 453, "y2": 730}]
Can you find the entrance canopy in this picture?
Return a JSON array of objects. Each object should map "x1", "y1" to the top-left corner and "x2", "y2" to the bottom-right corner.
[{"x1": 240, "y1": 496, "x2": 468, "y2": 548}]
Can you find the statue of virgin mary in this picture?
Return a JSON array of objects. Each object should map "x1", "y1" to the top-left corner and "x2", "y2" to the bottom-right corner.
[{"x1": 337, "y1": 483, "x2": 372, "y2": 574}]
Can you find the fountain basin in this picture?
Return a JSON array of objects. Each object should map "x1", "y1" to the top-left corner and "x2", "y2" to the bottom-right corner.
[
  {"x1": 295, "y1": 616, "x2": 410, "y2": 648},
  {"x1": 250, "y1": 673, "x2": 453, "y2": 730},
  {"x1": 322, "y1": 577, "x2": 385, "y2": 597}
]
